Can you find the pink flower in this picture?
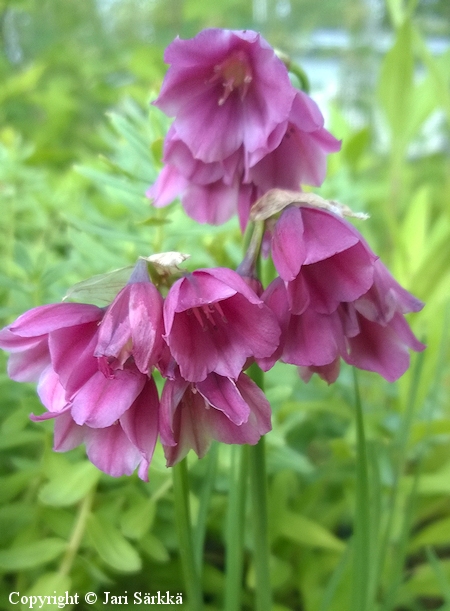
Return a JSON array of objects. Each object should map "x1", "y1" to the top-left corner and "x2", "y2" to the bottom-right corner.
[
  {"x1": 94, "y1": 259, "x2": 164, "y2": 375},
  {"x1": 153, "y1": 29, "x2": 295, "y2": 165},
  {"x1": 260, "y1": 206, "x2": 424, "y2": 382},
  {"x1": 0, "y1": 303, "x2": 103, "y2": 382},
  {"x1": 159, "y1": 371, "x2": 272, "y2": 466},
  {"x1": 163, "y1": 267, "x2": 281, "y2": 382},
  {"x1": 0, "y1": 298, "x2": 161, "y2": 480},
  {"x1": 32, "y1": 374, "x2": 159, "y2": 481},
  {"x1": 149, "y1": 88, "x2": 340, "y2": 230},
  {"x1": 247, "y1": 91, "x2": 341, "y2": 192}
]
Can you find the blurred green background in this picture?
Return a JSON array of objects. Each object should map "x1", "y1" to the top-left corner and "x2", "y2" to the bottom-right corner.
[{"x1": 0, "y1": 0, "x2": 449, "y2": 609}]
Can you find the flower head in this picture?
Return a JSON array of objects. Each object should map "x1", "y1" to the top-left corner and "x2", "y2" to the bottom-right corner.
[{"x1": 260, "y1": 205, "x2": 425, "y2": 381}]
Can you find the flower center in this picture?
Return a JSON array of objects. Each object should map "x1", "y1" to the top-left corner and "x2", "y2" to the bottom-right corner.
[
  {"x1": 211, "y1": 50, "x2": 253, "y2": 106},
  {"x1": 187, "y1": 302, "x2": 228, "y2": 331}
]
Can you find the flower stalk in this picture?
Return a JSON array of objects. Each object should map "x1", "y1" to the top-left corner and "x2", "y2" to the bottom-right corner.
[{"x1": 172, "y1": 459, "x2": 204, "y2": 611}]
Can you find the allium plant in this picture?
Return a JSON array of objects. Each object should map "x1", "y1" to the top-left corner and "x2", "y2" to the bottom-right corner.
[{"x1": 0, "y1": 28, "x2": 425, "y2": 611}]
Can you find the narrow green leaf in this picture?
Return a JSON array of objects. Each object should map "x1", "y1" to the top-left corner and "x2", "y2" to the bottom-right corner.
[
  {"x1": 278, "y1": 511, "x2": 344, "y2": 552},
  {"x1": 0, "y1": 538, "x2": 66, "y2": 570},
  {"x1": 139, "y1": 533, "x2": 170, "y2": 563},
  {"x1": 377, "y1": 21, "x2": 413, "y2": 145},
  {"x1": 86, "y1": 514, "x2": 141, "y2": 572},
  {"x1": 26, "y1": 572, "x2": 72, "y2": 600},
  {"x1": 39, "y1": 460, "x2": 101, "y2": 507}
]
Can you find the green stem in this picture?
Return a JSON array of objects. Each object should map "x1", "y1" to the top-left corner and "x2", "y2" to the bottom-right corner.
[
  {"x1": 224, "y1": 444, "x2": 248, "y2": 611},
  {"x1": 352, "y1": 369, "x2": 371, "y2": 611},
  {"x1": 58, "y1": 489, "x2": 94, "y2": 577},
  {"x1": 172, "y1": 459, "x2": 204, "y2": 611},
  {"x1": 194, "y1": 441, "x2": 219, "y2": 573},
  {"x1": 249, "y1": 436, "x2": 272, "y2": 611}
]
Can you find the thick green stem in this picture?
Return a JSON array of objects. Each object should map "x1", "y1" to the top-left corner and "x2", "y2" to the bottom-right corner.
[
  {"x1": 194, "y1": 442, "x2": 218, "y2": 573},
  {"x1": 172, "y1": 459, "x2": 204, "y2": 611},
  {"x1": 224, "y1": 444, "x2": 248, "y2": 611},
  {"x1": 352, "y1": 369, "x2": 371, "y2": 611},
  {"x1": 249, "y1": 436, "x2": 272, "y2": 611}
]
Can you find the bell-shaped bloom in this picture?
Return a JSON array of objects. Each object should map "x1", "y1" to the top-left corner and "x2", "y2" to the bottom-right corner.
[
  {"x1": 0, "y1": 303, "x2": 103, "y2": 383},
  {"x1": 153, "y1": 29, "x2": 295, "y2": 165},
  {"x1": 149, "y1": 88, "x2": 340, "y2": 231},
  {"x1": 247, "y1": 91, "x2": 341, "y2": 192},
  {"x1": 163, "y1": 267, "x2": 281, "y2": 382},
  {"x1": 32, "y1": 374, "x2": 160, "y2": 481},
  {"x1": 0, "y1": 298, "x2": 161, "y2": 480},
  {"x1": 94, "y1": 259, "x2": 164, "y2": 375},
  {"x1": 260, "y1": 206, "x2": 425, "y2": 382},
  {"x1": 160, "y1": 371, "x2": 272, "y2": 466}
]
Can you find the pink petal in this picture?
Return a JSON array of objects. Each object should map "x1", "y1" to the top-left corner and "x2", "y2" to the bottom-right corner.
[
  {"x1": 7, "y1": 338, "x2": 50, "y2": 382},
  {"x1": 84, "y1": 423, "x2": 142, "y2": 478},
  {"x1": 9, "y1": 303, "x2": 102, "y2": 337},
  {"x1": 272, "y1": 207, "x2": 306, "y2": 281},
  {"x1": 53, "y1": 411, "x2": 86, "y2": 452},
  {"x1": 70, "y1": 367, "x2": 146, "y2": 428},
  {"x1": 196, "y1": 374, "x2": 250, "y2": 425},
  {"x1": 120, "y1": 377, "x2": 160, "y2": 482}
]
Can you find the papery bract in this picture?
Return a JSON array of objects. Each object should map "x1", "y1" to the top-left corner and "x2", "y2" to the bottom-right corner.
[{"x1": 160, "y1": 371, "x2": 272, "y2": 466}]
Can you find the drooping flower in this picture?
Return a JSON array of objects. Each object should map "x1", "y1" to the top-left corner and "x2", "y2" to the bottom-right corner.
[
  {"x1": 163, "y1": 267, "x2": 281, "y2": 382},
  {"x1": 159, "y1": 371, "x2": 272, "y2": 466},
  {"x1": 259, "y1": 205, "x2": 425, "y2": 382},
  {"x1": 149, "y1": 73, "x2": 340, "y2": 230},
  {"x1": 153, "y1": 29, "x2": 295, "y2": 165},
  {"x1": 94, "y1": 258, "x2": 164, "y2": 375},
  {"x1": 32, "y1": 374, "x2": 160, "y2": 481},
  {"x1": 247, "y1": 91, "x2": 342, "y2": 193},
  {"x1": 0, "y1": 303, "x2": 103, "y2": 383},
  {"x1": 0, "y1": 294, "x2": 161, "y2": 480}
]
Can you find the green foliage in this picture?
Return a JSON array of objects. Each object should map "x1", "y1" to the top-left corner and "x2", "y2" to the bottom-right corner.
[{"x1": 0, "y1": 1, "x2": 449, "y2": 610}]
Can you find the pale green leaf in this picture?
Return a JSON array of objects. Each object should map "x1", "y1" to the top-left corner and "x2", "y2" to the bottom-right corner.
[
  {"x1": 278, "y1": 511, "x2": 345, "y2": 552},
  {"x1": 39, "y1": 461, "x2": 101, "y2": 507},
  {"x1": 86, "y1": 514, "x2": 142, "y2": 572},
  {"x1": 0, "y1": 538, "x2": 66, "y2": 570}
]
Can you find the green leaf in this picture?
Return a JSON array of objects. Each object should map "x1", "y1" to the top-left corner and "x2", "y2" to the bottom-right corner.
[
  {"x1": 277, "y1": 511, "x2": 345, "y2": 552},
  {"x1": 75, "y1": 165, "x2": 147, "y2": 196},
  {"x1": 39, "y1": 460, "x2": 100, "y2": 507},
  {"x1": 139, "y1": 533, "x2": 170, "y2": 563},
  {"x1": 0, "y1": 538, "x2": 66, "y2": 570},
  {"x1": 120, "y1": 498, "x2": 156, "y2": 540},
  {"x1": 410, "y1": 517, "x2": 450, "y2": 552},
  {"x1": 377, "y1": 21, "x2": 413, "y2": 147},
  {"x1": 86, "y1": 514, "x2": 142, "y2": 572},
  {"x1": 26, "y1": 572, "x2": 72, "y2": 600}
]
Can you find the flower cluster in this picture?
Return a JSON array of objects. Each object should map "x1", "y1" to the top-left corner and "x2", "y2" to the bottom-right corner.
[
  {"x1": 0, "y1": 260, "x2": 279, "y2": 478},
  {"x1": 0, "y1": 28, "x2": 425, "y2": 481},
  {"x1": 147, "y1": 29, "x2": 341, "y2": 230},
  {"x1": 258, "y1": 203, "x2": 425, "y2": 383}
]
